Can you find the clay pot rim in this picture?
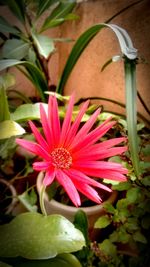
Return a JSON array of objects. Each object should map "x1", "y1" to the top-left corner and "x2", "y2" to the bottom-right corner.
[{"x1": 37, "y1": 171, "x2": 117, "y2": 216}]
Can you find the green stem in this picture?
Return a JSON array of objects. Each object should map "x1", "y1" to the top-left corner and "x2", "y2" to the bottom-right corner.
[
  {"x1": 39, "y1": 185, "x2": 47, "y2": 216},
  {"x1": 124, "y1": 58, "x2": 140, "y2": 177}
]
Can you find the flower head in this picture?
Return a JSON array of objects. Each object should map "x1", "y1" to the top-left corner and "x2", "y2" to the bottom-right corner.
[{"x1": 16, "y1": 94, "x2": 128, "y2": 207}]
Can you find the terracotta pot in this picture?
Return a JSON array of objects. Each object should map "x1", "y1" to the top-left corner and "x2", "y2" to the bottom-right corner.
[{"x1": 37, "y1": 172, "x2": 117, "y2": 228}]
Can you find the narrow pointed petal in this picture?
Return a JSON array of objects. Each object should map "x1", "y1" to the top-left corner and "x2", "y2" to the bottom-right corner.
[
  {"x1": 64, "y1": 168, "x2": 112, "y2": 192},
  {"x1": 74, "y1": 146, "x2": 127, "y2": 161},
  {"x1": 33, "y1": 161, "x2": 52, "y2": 171},
  {"x1": 43, "y1": 168, "x2": 56, "y2": 186},
  {"x1": 40, "y1": 104, "x2": 53, "y2": 149},
  {"x1": 79, "y1": 168, "x2": 127, "y2": 181},
  {"x1": 96, "y1": 137, "x2": 127, "y2": 149},
  {"x1": 29, "y1": 121, "x2": 49, "y2": 152},
  {"x1": 73, "y1": 180, "x2": 101, "y2": 204},
  {"x1": 64, "y1": 100, "x2": 90, "y2": 147},
  {"x1": 71, "y1": 121, "x2": 116, "y2": 153},
  {"x1": 73, "y1": 137, "x2": 127, "y2": 158},
  {"x1": 16, "y1": 138, "x2": 51, "y2": 160},
  {"x1": 73, "y1": 160, "x2": 127, "y2": 171},
  {"x1": 60, "y1": 94, "x2": 75, "y2": 145},
  {"x1": 56, "y1": 169, "x2": 81, "y2": 207},
  {"x1": 71, "y1": 108, "x2": 100, "y2": 147},
  {"x1": 48, "y1": 96, "x2": 61, "y2": 145}
]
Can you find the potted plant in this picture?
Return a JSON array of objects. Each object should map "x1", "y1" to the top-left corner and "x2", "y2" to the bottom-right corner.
[{"x1": 0, "y1": 2, "x2": 149, "y2": 263}]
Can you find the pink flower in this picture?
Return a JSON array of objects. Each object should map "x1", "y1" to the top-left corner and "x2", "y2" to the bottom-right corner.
[{"x1": 16, "y1": 94, "x2": 128, "y2": 207}]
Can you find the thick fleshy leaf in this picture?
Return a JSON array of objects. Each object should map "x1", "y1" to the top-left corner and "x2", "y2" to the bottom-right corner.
[
  {"x1": 0, "y1": 212, "x2": 85, "y2": 259},
  {"x1": 2, "y1": 253, "x2": 82, "y2": 267},
  {"x1": 32, "y1": 33, "x2": 55, "y2": 59},
  {"x1": 0, "y1": 120, "x2": 25, "y2": 139},
  {"x1": 10, "y1": 103, "x2": 48, "y2": 122},
  {"x1": 2, "y1": 39, "x2": 30, "y2": 60}
]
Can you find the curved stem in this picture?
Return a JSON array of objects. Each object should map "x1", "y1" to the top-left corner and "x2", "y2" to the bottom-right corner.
[{"x1": 39, "y1": 185, "x2": 47, "y2": 216}]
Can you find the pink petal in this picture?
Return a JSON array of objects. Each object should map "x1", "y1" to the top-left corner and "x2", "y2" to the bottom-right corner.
[
  {"x1": 78, "y1": 168, "x2": 127, "y2": 181},
  {"x1": 64, "y1": 100, "x2": 90, "y2": 147},
  {"x1": 33, "y1": 161, "x2": 52, "y2": 171},
  {"x1": 74, "y1": 146, "x2": 127, "y2": 161},
  {"x1": 16, "y1": 138, "x2": 51, "y2": 160},
  {"x1": 73, "y1": 160, "x2": 127, "y2": 171},
  {"x1": 70, "y1": 108, "x2": 100, "y2": 148},
  {"x1": 40, "y1": 104, "x2": 53, "y2": 149},
  {"x1": 71, "y1": 120, "x2": 116, "y2": 153},
  {"x1": 48, "y1": 96, "x2": 61, "y2": 146},
  {"x1": 96, "y1": 137, "x2": 127, "y2": 149},
  {"x1": 56, "y1": 169, "x2": 81, "y2": 207},
  {"x1": 73, "y1": 180, "x2": 101, "y2": 204},
  {"x1": 64, "y1": 168, "x2": 111, "y2": 192},
  {"x1": 43, "y1": 168, "x2": 56, "y2": 186},
  {"x1": 60, "y1": 94, "x2": 75, "y2": 145},
  {"x1": 29, "y1": 121, "x2": 49, "y2": 152}
]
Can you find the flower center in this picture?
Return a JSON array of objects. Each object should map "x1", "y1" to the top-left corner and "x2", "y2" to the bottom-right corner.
[{"x1": 51, "y1": 148, "x2": 72, "y2": 169}]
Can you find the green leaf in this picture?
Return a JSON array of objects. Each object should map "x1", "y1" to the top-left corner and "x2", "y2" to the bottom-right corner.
[
  {"x1": 0, "y1": 120, "x2": 25, "y2": 139},
  {"x1": 0, "y1": 73, "x2": 16, "y2": 89},
  {"x1": 99, "y1": 239, "x2": 117, "y2": 257},
  {"x1": 0, "y1": 136, "x2": 16, "y2": 159},
  {"x1": 32, "y1": 33, "x2": 55, "y2": 59},
  {"x1": 10, "y1": 103, "x2": 48, "y2": 122},
  {"x1": 0, "y1": 212, "x2": 85, "y2": 259},
  {"x1": 142, "y1": 144, "x2": 150, "y2": 157},
  {"x1": 56, "y1": 23, "x2": 137, "y2": 94},
  {"x1": 5, "y1": 0, "x2": 25, "y2": 24},
  {"x1": 36, "y1": 0, "x2": 59, "y2": 18},
  {"x1": 94, "y1": 215, "x2": 111, "y2": 229},
  {"x1": 0, "y1": 16, "x2": 19, "y2": 34},
  {"x1": 0, "y1": 73, "x2": 16, "y2": 122},
  {"x1": 2, "y1": 254, "x2": 82, "y2": 267},
  {"x1": 2, "y1": 39, "x2": 30, "y2": 60},
  {"x1": 112, "y1": 181, "x2": 131, "y2": 191},
  {"x1": 124, "y1": 60, "x2": 140, "y2": 177},
  {"x1": 41, "y1": 0, "x2": 76, "y2": 31},
  {"x1": 18, "y1": 188, "x2": 38, "y2": 212},
  {"x1": 133, "y1": 231, "x2": 147, "y2": 244},
  {"x1": 73, "y1": 210, "x2": 89, "y2": 244},
  {"x1": 0, "y1": 85, "x2": 10, "y2": 122},
  {"x1": 126, "y1": 187, "x2": 140, "y2": 203},
  {"x1": 110, "y1": 228, "x2": 131, "y2": 243},
  {"x1": 0, "y1": 59, "x2": 48, "y2": 102},
  {"x1": 103, "y1": 202, "x2": 115, "y2": 214},
  {"x1": 141, "y1": 215, "x2": 150, "y2": 230},
  {"x1": 0, "y1": 262, "x2": 12, "y2": 267},
  {"x1": 142, "y1": 176, "x2": 150, "y2": 186}
]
